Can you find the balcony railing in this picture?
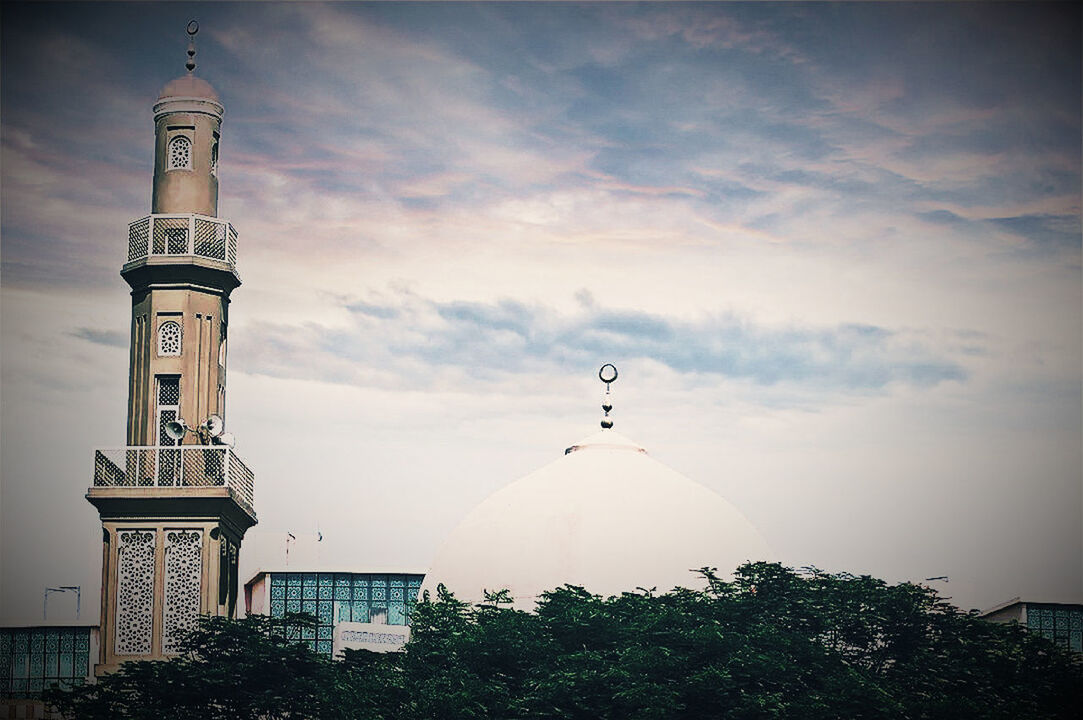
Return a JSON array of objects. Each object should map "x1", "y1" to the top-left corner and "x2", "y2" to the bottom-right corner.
[
  {"x1": 93, "y1": 446, "x2": 254, "y2": 515},
  {"x1": 127, "y1": 214, "x2": 238, "y2": 267}
]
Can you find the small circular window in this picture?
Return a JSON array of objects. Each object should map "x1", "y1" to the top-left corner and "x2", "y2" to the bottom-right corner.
[
  {"x1": 158, "y1": 320, "x2": 182, "y2": 356},
  {"x1": 168, "y1": 136, "x2": 192, "y2": 171}
]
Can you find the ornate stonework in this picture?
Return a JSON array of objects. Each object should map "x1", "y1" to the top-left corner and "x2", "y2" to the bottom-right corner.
[
  {"x1": 115, "y1": 530, "x2": 155, "y2": 655},
  {"x1": 163, "y1": 530, "x2": 203, "y2": 653}
]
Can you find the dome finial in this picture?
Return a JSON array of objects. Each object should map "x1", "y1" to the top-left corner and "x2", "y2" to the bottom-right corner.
[
  {"x1": 185, "y1": 20, "x2": 199, "y2": 74},
  {"x1": 598, "y1": 363, "x2": 618, "y2": 429}
]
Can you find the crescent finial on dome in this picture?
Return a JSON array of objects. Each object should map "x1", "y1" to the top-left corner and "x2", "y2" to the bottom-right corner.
[{"x1": 599, "y1": 363, "x2": 617, "y2": 429}]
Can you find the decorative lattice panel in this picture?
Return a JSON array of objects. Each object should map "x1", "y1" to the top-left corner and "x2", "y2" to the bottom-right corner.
[
  {"x1": 115, "y1": 530, "x2": 155, "y2": 655},
  {"x1": 95, "y1": 450, "x2": 127, "y2": 486},
  {"x1": 157, "y1": 409, "x2": 176, "y2": 440},
  {"x1": 152, "y1": 216, "x2": 189, "y2": 254},
  {"x1": 163, "y1": 530, "x2": 203, "y2": 654},
  {"x1": 157, "y1": 320, "x2": 182, "y2": 356},
  {"x1": 126, "y1": 448, "x2": 158, "y2": 487},
  {"x1": 266, "y1": 572, "x2": 424, "y2": 656},
  {"x1": 181, "y1": 448, "x2": 224, "y2": 487},
  {"x1": 158, "y1": 453, "x2": 181, "y2": 487},
  {"x1": 168, "y1": 136, "x2": 191, "y2": 170},
  {"x1": 128, "y1": 217, "x2": 150, "y2": 261},
  {"x1": 157, "y1": 403, "x2": 181, "y2": 485},
  {"x1": 1027, "y1": 604, "x2": 1083, "y2": 651},
  {"x1": 227, "y1": 453, "x2": 255, "y2": 511},
  {"x1": 193, "y1": 218, "x2": 228, "y2": 261},
  {"x1": 0, "y1": 632, "x2": 11, "y2": 695},
  {"x1": 228, "y1": 225, "x2": 238, "y2": 266},
  {"x1": 158, "y1": 378, "x2": 180, "y2": 406}
]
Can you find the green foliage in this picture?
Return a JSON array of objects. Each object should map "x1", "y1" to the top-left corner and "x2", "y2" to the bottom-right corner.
[
  {"x1": 47, "y1": 564, "x2": 1082, "y2": 719},
  {"x1": 45, "y1": 612, "x2": 347, "y2": 720}
]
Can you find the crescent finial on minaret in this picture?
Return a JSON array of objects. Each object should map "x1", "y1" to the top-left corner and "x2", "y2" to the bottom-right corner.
[{"x1": 185, "y1": 20, "x2": 199, "y2": 74}]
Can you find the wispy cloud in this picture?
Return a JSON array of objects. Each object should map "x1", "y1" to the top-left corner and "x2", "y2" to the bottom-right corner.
[
  {"x1": 70, "y1": 327, "x2": 127, "y2": 348},
  {"x1": 232, "y1": 291, "x2": 969, "y2": 398},
  {"x1": 987, "y1": 214, "x2": 1082, "y2": 251}
]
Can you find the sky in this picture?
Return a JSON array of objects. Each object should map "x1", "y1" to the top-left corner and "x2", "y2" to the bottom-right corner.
[{"x1": 1, "y1": 1, "x2": 1080, "y2": 625}]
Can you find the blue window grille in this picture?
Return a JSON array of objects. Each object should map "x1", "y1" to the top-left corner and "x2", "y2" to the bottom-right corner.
[
  {"x1": 265, "y1": 572, "x2": 423, "y2": 657},
  {"x1": 0, "y1": 627, "x2": 93, "y2": 699}
]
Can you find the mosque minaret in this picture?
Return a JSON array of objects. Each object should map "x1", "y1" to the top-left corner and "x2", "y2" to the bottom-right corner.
[{"x1": 85, "y1": 23, "x2": 256, "y2": 672}]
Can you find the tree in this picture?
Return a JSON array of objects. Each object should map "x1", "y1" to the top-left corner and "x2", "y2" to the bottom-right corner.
[
  {"x1": 45, "y1": 613, "x2": 351, "y2": 719},
  {"x1": 396, "y1": 564, "x2": 1081, "y2": 719},
  {"x1": 48, "y1": 564, "x2": 1082, "y2": 719}
]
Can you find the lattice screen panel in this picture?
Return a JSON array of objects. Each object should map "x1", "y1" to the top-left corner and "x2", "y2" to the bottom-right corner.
[
  {"x1": 115, "y1": 530, "x2": 155, "y2": 655},
  {"x1": 168, "y1": 136, "x2": 191, "y2": 170},
  {"x1": 228, "y1": 225, "x2": 239, "y2": 265},
  {"x1": 194, "y1": 218, "x2": 228, "y2": 260},
  {"x1": 158, "y1": 321, "x2": 182, "y2": 356},
  {"x1": 163, "y1": 530, "x2": 203, "y2": 654},
  {"x1": 152, "y1": 216, "x2": 190, "y2": 254},
  {"x1": 158, "y1": 378, "x2": 180, "y2": 406},
  {"x1": 128, "y1": 217, "x2": 150, "y2": 261}
]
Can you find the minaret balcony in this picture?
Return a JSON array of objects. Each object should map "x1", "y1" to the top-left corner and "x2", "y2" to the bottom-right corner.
[
  {"x1": 126, "y1": 213, "x2": 238, "y2": 268},
  {"x1": 89, "y1": 446, "x2": 256, "y2": 525}
]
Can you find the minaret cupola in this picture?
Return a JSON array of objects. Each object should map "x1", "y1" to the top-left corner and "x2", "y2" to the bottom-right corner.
[{"x1": 152, "y1": 21, "x2": 223, "y2": 217}]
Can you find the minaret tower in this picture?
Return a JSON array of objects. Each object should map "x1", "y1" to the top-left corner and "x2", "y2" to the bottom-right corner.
[{"x1": 87, "y1": 22, "x2": 257, "y2": 672}]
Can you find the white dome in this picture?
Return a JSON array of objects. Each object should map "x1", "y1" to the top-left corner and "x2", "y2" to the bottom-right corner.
[
  {"x1": 422, "y1": 428, "x2": 773, "y2": 608},
  {"x1": 158, "y1": 74, "x2": 220, "y2": 102}
]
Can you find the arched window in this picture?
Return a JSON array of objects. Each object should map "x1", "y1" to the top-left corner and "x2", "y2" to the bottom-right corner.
[
  {"x1": 168, "y1": 136, "x2": 192, "y2": 171},
  {"x1": 210, "y1": 142, "x2": 218, "y2": 177},
  {"x1": 158, "y1": 320, "x2": 182, "y2": 356}
]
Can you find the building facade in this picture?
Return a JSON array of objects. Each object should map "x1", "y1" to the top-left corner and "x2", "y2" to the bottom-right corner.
[
  {"x1": 245, "y1": 571, "x2": 425, "y2": 657},
  {"x1": 0, "y1": 626, "x2": 98, "y2": 717},
  {"x1": 981, "y1": 599, "x2": 1083, "y2": 653}
]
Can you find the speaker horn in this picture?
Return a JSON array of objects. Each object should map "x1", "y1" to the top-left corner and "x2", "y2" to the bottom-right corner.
[
  {"x1": 214, "y1": 432, "x2": 236, "y2": 448},
  {"x1": 163, "y1": 418, "x2": 188, "y2": 441},
  {"x1": 203, "y1": 414, "x2": 224, "y2": 438}
]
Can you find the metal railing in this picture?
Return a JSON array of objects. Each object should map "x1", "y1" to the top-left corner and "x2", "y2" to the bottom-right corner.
[
  {"x1": 93, "y1": 446, "x2": 254, "y2": 515},
  {"x1": 127, "y1": 214, "x2": 238, "y2": 267}
]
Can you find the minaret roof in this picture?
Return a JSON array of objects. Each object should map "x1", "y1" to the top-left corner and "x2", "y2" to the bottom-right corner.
[{"x1": 158, "y1": 74, "x2": 219, "y2": 102}]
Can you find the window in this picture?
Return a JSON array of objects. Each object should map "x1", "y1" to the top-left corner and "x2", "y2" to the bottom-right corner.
[
  {"x1": 158, "y1": 320, "x2": 182, "y2": 356},
  {"x1": 211, "y1": 141, "x2": 219, "y2": 177},
  {"x1": 157, "y1": 377, "x2": 181, "y2": 483},
  {"x1": 1027, "y1": 604, "x2": 1083, "y2": 653},
  {"x1": 168, "y1": 135, "x2": 192, "y2": 170},
  {"x1": 218, "y1": 322, "x2": 227, "y2": 366},
  {"x1": 0, "y1": 627, "x2": 92, "y2": 698},
  {"x1": 267, "y1": 572, "x2": 423, "y2": 657}
]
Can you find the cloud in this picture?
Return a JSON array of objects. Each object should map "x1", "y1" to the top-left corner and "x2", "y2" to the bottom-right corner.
[
  {"x1": 918, "y1": 209, "x2": 968, "y2": 226},
  {"x1": 232, "y1": 291, "x2": 969, "y2": 399},
  {"x1": 71, "y1": 327, "x2": 127, "y2": 348},
  {"x1": 987, "y1": 214, "x2": 1082, "y2": 251}
]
